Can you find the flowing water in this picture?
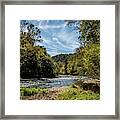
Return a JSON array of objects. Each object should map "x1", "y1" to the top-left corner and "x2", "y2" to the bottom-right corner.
[{"x1": 20, "y1": 75, "x2": 88, "y2": 88}]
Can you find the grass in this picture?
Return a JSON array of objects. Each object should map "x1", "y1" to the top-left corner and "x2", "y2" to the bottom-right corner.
[
  {"x1": 20, "y1": 87, "x2": 48, "y2": 96},
  {"x1": 57, "y1": 84, "x2": 100, "y2": 100},
  {"x1": 20, "y1": 84, "x2": 100, "y2": 100}
]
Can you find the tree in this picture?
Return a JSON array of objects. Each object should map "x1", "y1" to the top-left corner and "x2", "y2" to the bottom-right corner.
[
  {"x1": 66, "y1": 20, "x2": 100, "y2": 46},
  {"x1": 81, "y1": 44, "x2": 100, "y2": 79},
  {"x1": 66, "y1": 44, "x2": 100, "y2": 79},
  {"x1": 64, "y1": 58, "x2": 68, "y2": 75},
  {"x1": 20, "y1": 20, "x2": 57, "y2": 78},
  {"x1": 20, "y1": 20, "x2": 42, "y2": 46},
  {"x1": 79, "y1": 20, "x2": 100, "y2": 46},
  {"x1": 20, "y1": 47, "x2": 38, "y2": 78},
  {"x1": 65, "y1": 20, "x2": 100, "y2": 79}
]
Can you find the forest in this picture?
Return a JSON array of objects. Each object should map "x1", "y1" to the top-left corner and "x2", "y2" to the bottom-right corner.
[
  {"x1": 20, "y1": 20, "x2": 100, "y2": 100},
  {"x1": 20, "y1": 20, "x2": 100, "y2": 79}
]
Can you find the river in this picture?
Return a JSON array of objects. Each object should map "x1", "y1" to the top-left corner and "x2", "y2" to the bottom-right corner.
[{"x1": 20, "y1": 75, "x2": 88, "y2": 88}]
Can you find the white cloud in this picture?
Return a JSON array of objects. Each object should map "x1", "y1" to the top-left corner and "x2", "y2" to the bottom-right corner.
[
  {"x1": 37, "y1": 20, "x2": 80, "y2": 56},
  {"x1": 56, "y1": 29, "x2": 79, "y2": 48},
  {"x1": 39, "y1": 22, "x2": 66, "y2": 29},
  {"x1": 52, "y1": 37, "x2": 73, "y2": 50}
]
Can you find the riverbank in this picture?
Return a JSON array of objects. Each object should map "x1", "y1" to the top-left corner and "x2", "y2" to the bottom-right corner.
[
  {"x1": 20, "y1": 86, "x2": 68, "y2": 100},
  {"x1": 20, "y1": 79, "x2": 100, "y2": 100}
]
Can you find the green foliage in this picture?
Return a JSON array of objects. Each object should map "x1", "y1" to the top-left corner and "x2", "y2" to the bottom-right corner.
[
  {"x1": 52, "y1": 54, "x2": 71, "y2": 62},
  {"x1": 82, "y1": 44, "x2": 100, "y2": 79},
  {"x1": 20, "y1": 21, "x2": 58, "y2": 78},
  {"x1": 20, "y1": 20, "x2": 100, "y2": 79},
  {"x1": 65, "y1": 21, "x2": 100, "y2": 78},
  {"x1": 20, "y1": 43, "x2": 58, "y2": 78},
  {"x1": 52, "y1": 54, "x2": 72, "y2": 75},
  {"x1": 20, "y1": 20, "x2": 42, "y2": 45},
  {"x1": 38, "y1": 57, "x2": 56, "y2": 78},
  {"x1": 57, "y1": 86, "x2": 100, "y2": 100},
  {"x1": 79, "y1": 20, "x2": 100, "y2": 45},
  {"x1": 52, "y1": 20, "x2": 100, "y2": 79},
  {"x1": 67, "y1": 44, "x2": 100, "y2": 79},
  {"x1": 20, "y1": 87, "x2": 48, "y2": 96},
  {"x1": 66, "y1": 20, "x2": 100, "y2": 46},
  {"x1": 52, "y1": 43, "x2": 100, "y2": 79}
]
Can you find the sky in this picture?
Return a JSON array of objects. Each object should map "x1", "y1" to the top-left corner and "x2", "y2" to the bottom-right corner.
[{"x1": 21, "y1": 20, "x2": 80, "y2": 56}]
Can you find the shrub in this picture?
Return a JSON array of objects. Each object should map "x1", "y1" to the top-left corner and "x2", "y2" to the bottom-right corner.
[
  {"x1": 20, "y1": 87, "x2": 48, "y2": 96},
  {"x1": 57, "y1": 86, "x2": 100, "y2": 100}
]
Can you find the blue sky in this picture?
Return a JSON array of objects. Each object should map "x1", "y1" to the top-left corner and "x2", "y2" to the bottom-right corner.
[{"x1": 22, "y1": 20, "x2": 80, "y2": 56}]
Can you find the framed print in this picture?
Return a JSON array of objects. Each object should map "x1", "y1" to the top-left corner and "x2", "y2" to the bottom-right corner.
[{"x1": 0, "y1": 0, "x2": 119, "y2": 119}]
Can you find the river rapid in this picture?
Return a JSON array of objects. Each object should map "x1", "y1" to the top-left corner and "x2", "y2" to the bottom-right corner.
[{"x1": 20, "y1": 75, "x2": 88, "y2": 88}]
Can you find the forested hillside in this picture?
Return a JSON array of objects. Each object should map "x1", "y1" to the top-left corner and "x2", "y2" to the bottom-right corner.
[
  {"x1": 20, "y1": 20, "x2": 100, "y2": 80},
  {"x1": 20, "y1": 21, "x2": 58, "y2": 78},
  {"x1": 52, "y1": 20, "x2": 100, "y2": 79}
]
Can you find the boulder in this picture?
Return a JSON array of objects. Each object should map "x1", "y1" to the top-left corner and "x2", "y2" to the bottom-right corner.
[{"x1": 76, "y1": 79, "x2": 100, "y2": 93}]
